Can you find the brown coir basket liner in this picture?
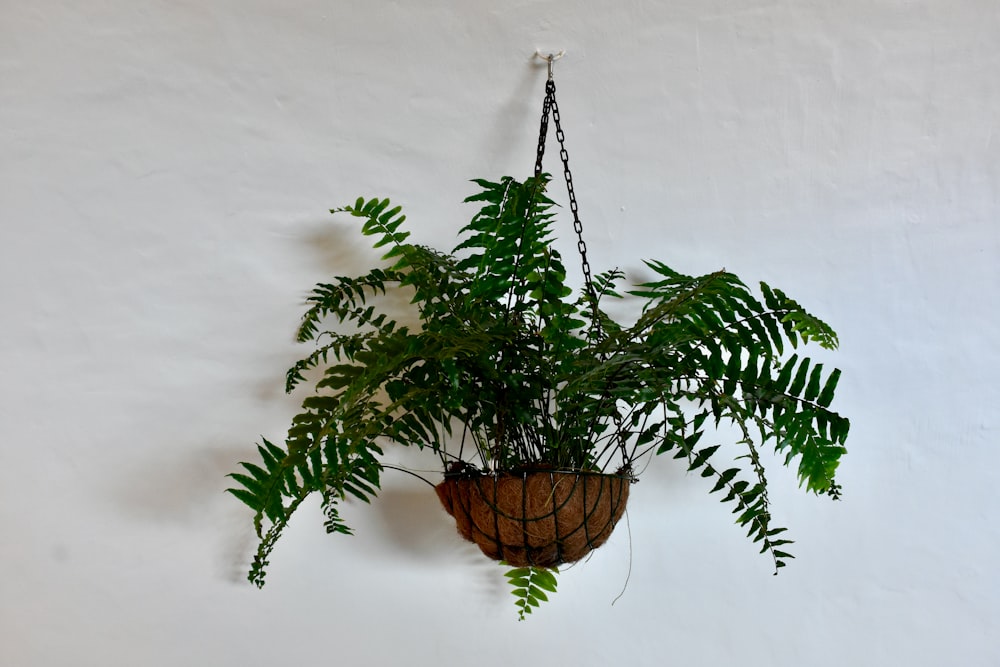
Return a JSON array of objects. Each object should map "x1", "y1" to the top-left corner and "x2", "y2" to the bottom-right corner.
[{"x1": 435, "y1": 470, "x2": 630, "y2": 567}]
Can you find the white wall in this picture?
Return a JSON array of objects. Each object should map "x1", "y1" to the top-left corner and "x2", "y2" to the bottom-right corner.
[{"x1": 2, "y1": 1, "x2": 998, "y2": 664}]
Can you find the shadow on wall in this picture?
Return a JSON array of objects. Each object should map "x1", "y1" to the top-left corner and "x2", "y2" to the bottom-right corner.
[
  {"x1": 365, "y1": 485, "x2": 464, "y2": 562},
  {"x1": 107, "y1": 439, "x2": 481, "y2": 584},
  {"x1": 299, "y1": 217, "x2": 425, "y2": 327},
  {"x1": 480, "y1": 59, "x2": 547, "y2": 174},
  {"x1": 109, "y1": 442, "x2": 262, "y2": 582},
  {"x1": 104, "y1": 217, "x2": 507, "y2": 585},
  {"x1": 368, "y1": 485, "x2": 514, "y2": 607}
]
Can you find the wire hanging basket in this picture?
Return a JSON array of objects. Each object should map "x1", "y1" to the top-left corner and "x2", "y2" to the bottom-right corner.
[{"x1": 436, "y1": 468, "x2": 630, "y2": 567}]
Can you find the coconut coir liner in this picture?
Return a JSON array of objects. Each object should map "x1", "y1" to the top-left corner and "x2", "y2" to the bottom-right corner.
[{"x1": 435, "y1": 471, "x2": 630, "y2": 567}]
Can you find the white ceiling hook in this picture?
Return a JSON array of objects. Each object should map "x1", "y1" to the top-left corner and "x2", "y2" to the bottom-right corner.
[{"x1": 533, "y1": 49, "x2": 566, "y2": 80}]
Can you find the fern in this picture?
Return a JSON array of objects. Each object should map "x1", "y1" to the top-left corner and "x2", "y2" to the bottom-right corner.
[
  {"x1": 297, "y1": 268, "x2": 403, "y2": 343},
  {"x1": 504, "y1": 565, "x2": 559, "y2": 620},
  {"x1": 228, "y1": 175, "x2": 849, "y2": 599}
]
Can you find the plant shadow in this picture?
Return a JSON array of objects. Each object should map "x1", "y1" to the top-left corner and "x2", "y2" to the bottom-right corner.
[
  {"x1": 298, "y1": 219, "x2": 423, "y2": 329},
  {"x1": 109, "y1": 440, "x2": 265, "y2": 583},
  {"x1": 102, "y1": 212, "x2": 461, "y2": 587}
]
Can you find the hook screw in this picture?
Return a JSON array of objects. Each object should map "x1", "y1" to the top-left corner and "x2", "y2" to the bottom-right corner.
[{"x1": 533, "y1": 50, "x2": 565, "y2": 80}]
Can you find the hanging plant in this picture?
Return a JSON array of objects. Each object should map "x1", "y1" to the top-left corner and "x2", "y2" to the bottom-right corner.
[{"x1": 228, "y1": 66, "x2": 849, "y2": 619}]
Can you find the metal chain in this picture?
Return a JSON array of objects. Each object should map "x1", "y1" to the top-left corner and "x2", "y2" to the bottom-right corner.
[
  {"x1": 548, "y1": 80, "x2": 596, "y2": 302},
  {"x1": 533, "y1": 83, "x2": 552, "y2": 179},
  {"x1": 532, "y1": 75, "x2": 634, "y2": 477},
  {"x1": 533, "y1": 79, "x2": 596, "y2": 302}
]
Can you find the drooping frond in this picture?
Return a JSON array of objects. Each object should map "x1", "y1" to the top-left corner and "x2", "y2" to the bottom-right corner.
[{"x1": 505, "y1": 565, "x2": 559, "y2": 620}]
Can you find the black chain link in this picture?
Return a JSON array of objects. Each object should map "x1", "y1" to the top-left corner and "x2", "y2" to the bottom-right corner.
[
  {"x1": 533, "y1": 79, "x2": 596, "y2": 303},
  {"x1": 533, "y1": 85, "x2": 552, "y2": 179},
  {"x1": 532, "y1": 73, "x2": 634, "y2": 476}
]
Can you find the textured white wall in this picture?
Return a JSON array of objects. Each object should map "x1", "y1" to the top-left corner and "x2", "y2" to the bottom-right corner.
[{"x1": 2, "y1": 1, "x2": 998, "y2": 664}]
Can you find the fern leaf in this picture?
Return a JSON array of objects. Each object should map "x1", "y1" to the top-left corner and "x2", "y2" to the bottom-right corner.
[
  {"x1": 225, "y1": 487, "x2": 259, "y2": 510},
  {"x1": 787, "y1": 357, "x2": 811, "y2": 396},
  {"x1": 297, "y1": 269, "x2": 402, "y2": 343},
  {"x1": 817, "y1": 368, "x2": 842, "y2": 408},
  {"x1": 803, "y1": 363, "x2": 824, "y2": 402},
  {"x1": 760, "y1": 282, "x2": 839, "y2": 349},
  {"x1": 504, "y1": 565, "x2": 559, "y2": 621}
]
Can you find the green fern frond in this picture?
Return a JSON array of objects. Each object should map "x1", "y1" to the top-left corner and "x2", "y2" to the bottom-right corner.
[
  {"x1": 456, "y1": 175, "x2": 559, "y2": 308},
  {"x1": 297, "y1": 268, "x2": 403, "y2": 343},
  {"x1": 335, "y1": 198, "x2": 410, "y2": 262},
  {"x1": 504, "y1": 564, "x2": 559, "y2": 621},
  {"x1": 760, "y1": 282, "x2": 839, "y2": 349},
  {"x1": 285, "y1": 332, "x2": 386, "y2": 393},
  {"x1": 655, "y1": 419, "x2": 792, "y2": 574}
]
